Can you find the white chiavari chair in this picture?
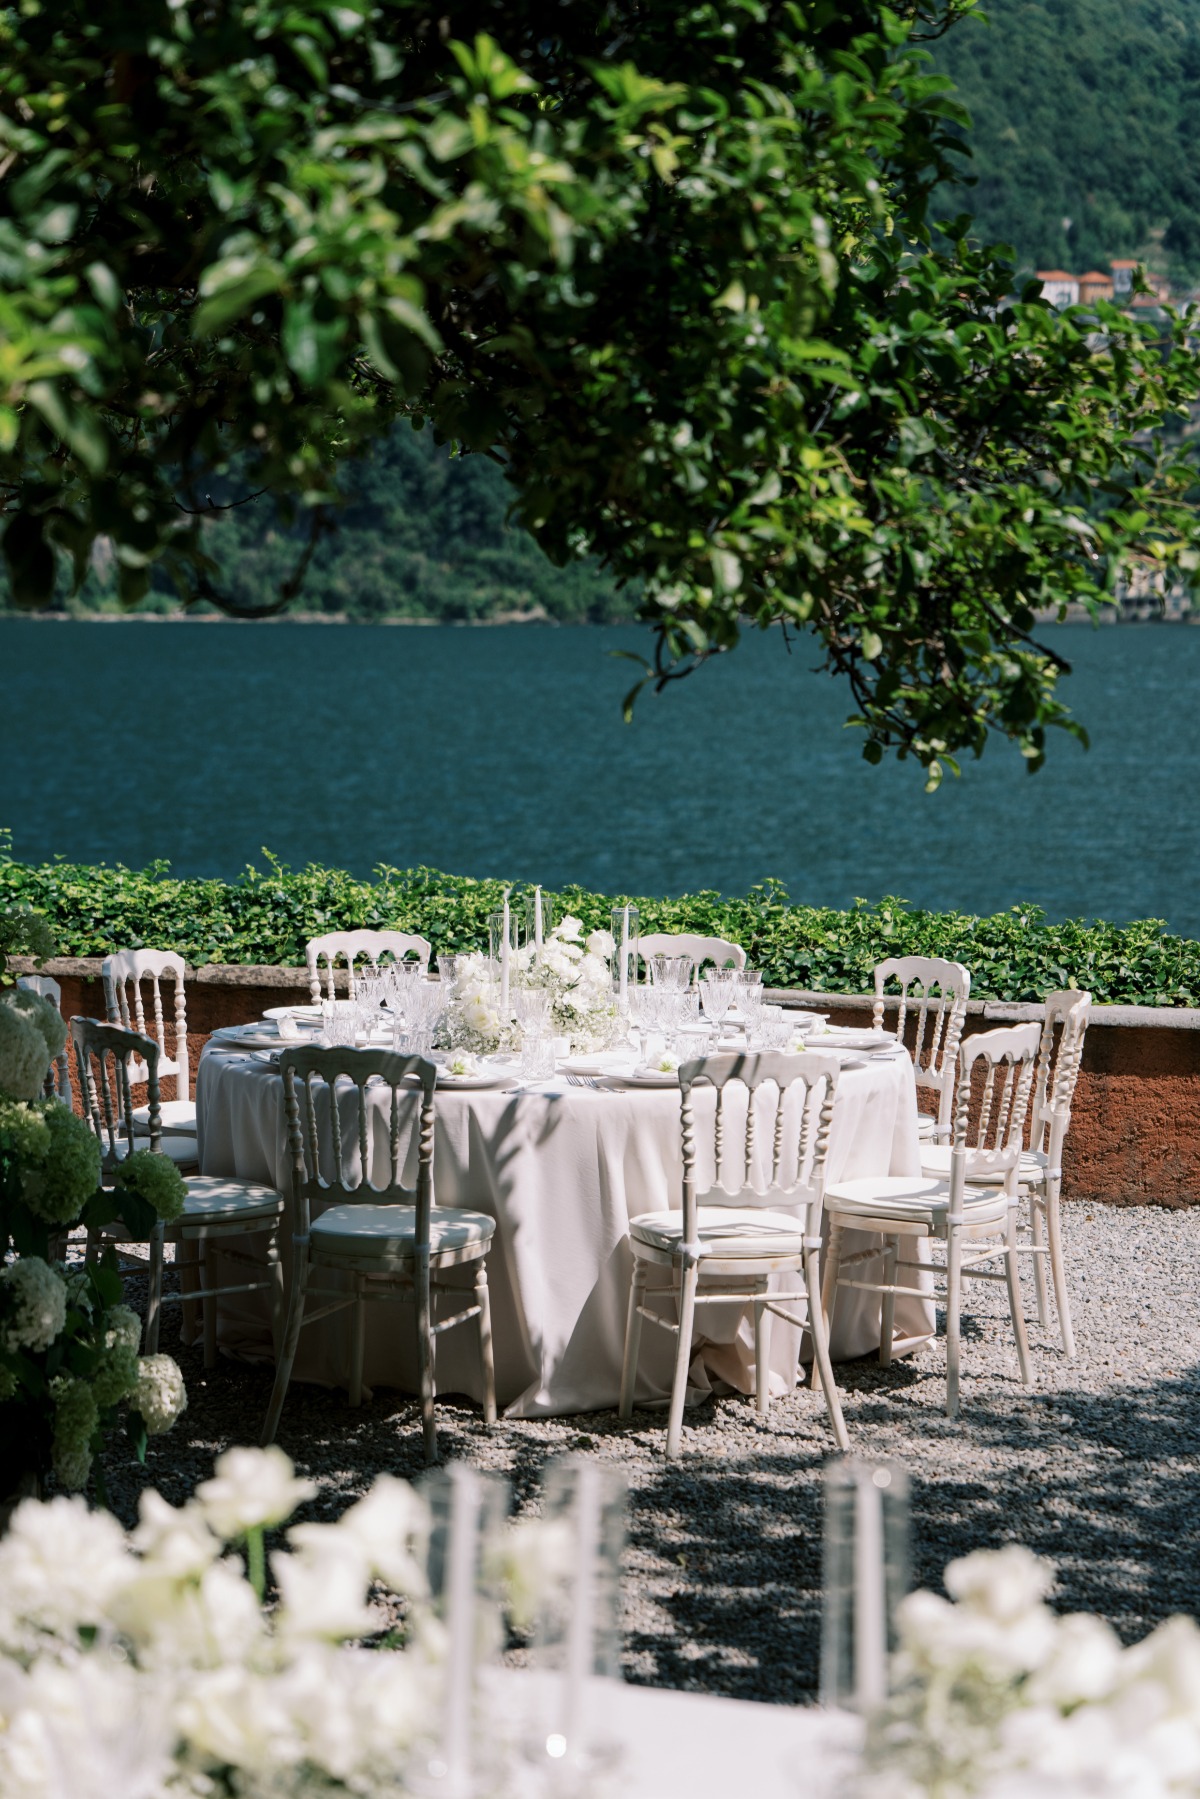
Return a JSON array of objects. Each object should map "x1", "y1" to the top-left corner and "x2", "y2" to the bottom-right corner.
[
  {"x1": 103, "y1": 948, "x2": 196, "y2": 1140},
  {"x1": 72, "y1": 1017, "x2": 284, "y2": 1360},
  {"x1": 261, "y1": 1047, "x2": 496, "y2": 1463},
  {"x1": 618, "y1": 1050, "x2": 849, "y2": 1458},
  {"x1": 305, "y1": 929, "x2": 432, "y2": 1003},
  {"x1": 918, "y1": 991, "x2": 1091, "y2": 1358},
  {"x1": 873, "y1": 955, "x2": 971, "y2": 1144},
  {"x1": 822, "y1": 1023, "x2": 1041, "y2": 1417},
  {"x1": 16, "y1": 973, "x2": 71, "y2": 1102},
  {"x1": 637, "y1": 933, "x2": 747, "y2": 989}
]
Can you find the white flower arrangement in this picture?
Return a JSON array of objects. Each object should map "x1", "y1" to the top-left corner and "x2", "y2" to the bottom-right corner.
[
  {"x1": 862, "y1": 1543, "x2": 1200, "y2": 1798},
  {"x1": 521, "y1": 917, "x2": 620, "y2": 1053},
  {"x1": 0, "y1": 1449, "x2": 438, "y2": 1799},
  {"x1": 438, "y1": 952, "x2": 517, "y2": 1056}
]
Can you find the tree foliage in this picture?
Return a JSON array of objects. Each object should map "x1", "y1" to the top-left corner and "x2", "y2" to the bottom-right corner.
[
  {"x1": 2, "y1": 0, "x2": 1200, "y2": 778},
  {"x1": 4, "y1": 848, "x2": 1199, "y2": 1007}
]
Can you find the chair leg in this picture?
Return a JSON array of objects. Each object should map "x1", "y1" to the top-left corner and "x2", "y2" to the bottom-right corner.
[
  {"x1": 879, "y1": 1235, "x2": 899, "y2": 1368},
  {"x1": 475, "y1": 1262, "x2": 497, "y2": 1424},
  {"x1": 202, "y1": 1238, "x2": 218, "y2": 1370},
  {"x1": 816, "y1": 1220, "x2": 844, "y2": 1389},
  {"x1": 945, "y1": 1225, "x2": 963, "y2": 1418},
  {"x1": 265, "y1": 1223, "x2": 286, "y2": 1359},
  {"x1": 180, "y1": 1239, "x2": 201, "y2": 1345},
  {"x1": 144, "y1": 1223, "x2": 165, "y2": 1355},
  {"x1": 665, "y1": 1260, "x2": 700, "y2": 1460},
  {"x1": 753, "y1": 1280, "x2": 771, "y2": 1418},
  {"x1": 349, "y1": 1280, "x2": 366, "y2": 1408},
  {"x1": 1029, "y1": 1191, "x2": 1051, "y2": 1327},
  {"x1": 416, "y1": 1248, "x2": 437, "y2": 1465},
  {"x1": 619, "y1": 1260, "x2": 648, "y2": 1420},
  {"x1": 1004, "y1": 1209, "x2": 1034, "y2": 1386},
  {"x1": 806, "y1": 1251, "x2": 850, "y2": 1452},
  {"x1": 261, "y1": 1240, "x2": 311, "y2": 1446},
  {"x1": 1045, "y1": 1182, "x2": 1076, "y2": 1359}
]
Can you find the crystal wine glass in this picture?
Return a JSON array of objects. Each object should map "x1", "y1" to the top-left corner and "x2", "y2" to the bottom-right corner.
[{"x1": 700, "y1": 972, "x2": 733, "y2": 1034}]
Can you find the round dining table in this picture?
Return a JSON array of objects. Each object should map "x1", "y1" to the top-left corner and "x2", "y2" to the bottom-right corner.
[{"x1": 195, "y1": 1038, "x2": 933, "y2": 1418}]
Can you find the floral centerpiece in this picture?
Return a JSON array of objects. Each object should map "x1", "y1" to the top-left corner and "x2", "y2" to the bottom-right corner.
[
  {"x1": 861, "y1": 1543, "x2": 1200, "y2": 1798},
  {"x1": 0, "y1": 978, "x2": 189, "y2": 1502},
  {"x1": 440, "y1": 917, "x2": 621, "y2": 1056}
]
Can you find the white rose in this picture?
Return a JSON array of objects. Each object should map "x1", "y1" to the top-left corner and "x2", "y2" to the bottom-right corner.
[
  {"x1": 3, "y1": 1656, "x2": 175, "y2": 1799},
  {"x1": 296, "y1": 1474, "x2": 430, "y2": 1596},
  {"x1": 113, "y1": 1556, "x2": 264, "y2": 1670},
  {"x1": 945, "y1": 1543, "x2": 1055, "y2": 1624},
  {"x1": 273, "y1": 1539, "x2": 377, "y2": 1643},
  {"x1": 556, "y1": 916, "x2": 584, "y2": 942},
  {"x1": 586, "y1": 929, "x2": 615, "y2": 958},
  {"x1": 194, "y1": 1445, "x2": 317, "y2": 1540},
  {"x1": 131, "y1": 1491, "x2": 220, "y2": 1581},
  {"x1": 176, "y1": 1665, "x2": 296, "y2": 1776},
  {"x1": 1026, "y1": 1612, "x2": 1123, "y2": 1708},
  {"x1": 462, "y1": 997, "x2": 496, "y2": 1035},
  {"x1": 0, "y1": 1496, "x2": 129, "y2": 1654}
]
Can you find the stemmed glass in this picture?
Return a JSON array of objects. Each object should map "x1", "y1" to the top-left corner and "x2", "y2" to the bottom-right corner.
[
  {"x1": 735, "y1": 969, "x2": 766, "y2": 1040},
  {"x1": 354, "y1": 961, "x2": 386, "y2": 1037},
  {"x1": 648, "y1": 953, "x2": 692, "y2": 992},
  {"x1": 700, "y1": 970, "x2": 735, "y2": 1039}
]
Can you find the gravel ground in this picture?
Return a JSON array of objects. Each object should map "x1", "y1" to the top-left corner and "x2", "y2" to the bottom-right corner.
[{"x1": 98, "y1": 1204, "x2": 1200, "y2": 1706}]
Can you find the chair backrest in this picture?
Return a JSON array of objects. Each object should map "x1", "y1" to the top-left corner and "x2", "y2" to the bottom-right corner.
[
  {"x1": 638, "y1": 933, "x2": 747, "y2": 986},
  {"x1": 17, "y1": 974, "x2": 71, "y2": 1103},
  {"x1": 677, "y1": 1050, "x2": 843, "y2": 1248},
  {"x1": 281, "y1": 1046, "x2": 436, "y2": 1244},
  {"x1": 71, "y1": 1016, "x2": 162, "y2": 1174},
  {"x1": 873, "y1": 955, "x2": 971, "y2": 1134},
  {"x1": 305, "y1": 930, "x2": 433, "y2": 1003},
  {"x1": 947, "y1": 1023, "x2": 1042, "y2": 1208},
  {"x1": 1030, "y1": 990, "x2": 1092, "y2": 1162},
  {"x1": 102, "y1": 949, "x2": 189, "y2": 1101}
]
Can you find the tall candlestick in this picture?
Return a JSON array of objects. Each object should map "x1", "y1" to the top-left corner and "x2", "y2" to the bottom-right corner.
[
  {"x1": 534, "y1": 886, "x2": 544, "y2": 952},
  {"x1": 619, "y1": 905, "x2": 630, "y2": 1006},
  {"x1": 441, "y1": 1467, "x2": 481, "y2": 1797},
  {"x1": 501, "y1": 888, "x2": 511, "y2": 1018}
]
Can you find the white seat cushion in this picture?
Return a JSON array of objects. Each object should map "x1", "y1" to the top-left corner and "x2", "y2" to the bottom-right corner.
[
  {"x1": 919, "y1": 1146, "x2": 1048, "y2": 1185},
  {"x1": 179, "y1": 1176, "x2": 283, "y2": 1224},
  {"x1": 916, "y1": 1115, "x2": 938, "y2": 1141},
  {"x1": 311, "y1": 1203, "x2": 495, "y2": 1260},
  {"x1": 133, "y1": 1100, "x2": 197, "y2": 1137},
  {"x1": 108, "y1": 1135, "x2": 199, "y2": 1169},
  {"x1": 630, "y1": 1206, "x2": 809, "y2": 1258},
  {"x1": 826, "y1": 1174, "x2": 1009, "y2": 1225}
]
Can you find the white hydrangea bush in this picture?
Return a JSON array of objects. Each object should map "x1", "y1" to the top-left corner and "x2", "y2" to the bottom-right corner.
[
  {"x1": 862, "y1": 1544, "x2": 1200, "y2": 1799},
  {"x1": 0, "y1": 1448, "x2": 439, "y2": 1799}
]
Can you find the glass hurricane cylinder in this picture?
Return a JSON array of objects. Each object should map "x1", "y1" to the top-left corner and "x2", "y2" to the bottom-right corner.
[
  {"x1": 820, "y1": 1457, "x2": 910, "y2": 1715},
  {"x1": 521, "y1": 1455, "x2": 627, "y2": 1792},
  {"x1": 407, "y1": 1464, "x2": 512, "y2": 1799},
  {"x1": 525, "y1": 892, "x2": 556, "y2": 955},
  {"x1": 609, "y1": 906, "x2": 639, "y2": 1011}
]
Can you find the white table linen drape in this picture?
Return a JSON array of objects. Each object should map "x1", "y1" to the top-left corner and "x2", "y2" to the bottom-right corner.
[{"x1": 195, "y1": 1048, "x2": 931, "y2": 1417}]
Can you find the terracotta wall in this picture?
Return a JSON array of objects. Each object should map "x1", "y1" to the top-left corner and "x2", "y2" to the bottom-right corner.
[{"x1": 19, "y1": 961, "x2": 1200, "y2": 1210}]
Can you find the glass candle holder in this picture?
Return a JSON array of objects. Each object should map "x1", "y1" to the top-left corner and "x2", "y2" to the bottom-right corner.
[
  {"x1": 525, "y1": 890, "x2": 556, "y2": 955},
  {"x1": 609, "y1": 906, "x2": 639, "y2": 1012},
  {"x1": 820, "y1": 1457, "x2": 910, "y2": 1714}
]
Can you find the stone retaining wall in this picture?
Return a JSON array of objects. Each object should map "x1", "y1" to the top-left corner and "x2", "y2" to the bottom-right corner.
[{"x1": 15, "y1": 959, "x2": 1197, "y2": 1210}]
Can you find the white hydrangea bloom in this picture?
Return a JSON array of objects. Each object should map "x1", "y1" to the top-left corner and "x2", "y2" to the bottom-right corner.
[
  {"x1": 104, "y1": 1304, "x2": 143, "y2": 1357},
  {"x1": 0, "y1": 1256, "x2": 67, "y2": 1353},
  {"x1": 0, "y1": 1002, "x2": 51, "y2": 1102},
  {"x1": 132, "y1": 1353, "x2": 187, "y2": 1436},
  {"x1": 0, "y1": 1496, "x2": 129, "y2": 1657},
  {"x1": 195, "y1": 1445, "x2": 316, "y2": 1540}
]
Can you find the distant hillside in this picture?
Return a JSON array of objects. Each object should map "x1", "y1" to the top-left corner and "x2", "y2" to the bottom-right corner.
[
  {"x1": 0, "y1": 426, "x2": 638, "y2": 623},
  {"x1": 929, "y1": 0, "x2": 1200, "y2": 281}
]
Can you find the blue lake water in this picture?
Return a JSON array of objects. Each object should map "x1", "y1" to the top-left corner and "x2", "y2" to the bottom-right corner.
[{"x1": 2, "y1": 617, "x2": 1198, "y2": 934}]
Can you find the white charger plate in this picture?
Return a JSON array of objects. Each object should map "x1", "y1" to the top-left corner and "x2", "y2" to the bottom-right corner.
[{"x1": 263, "y1": 1005, "x2": 323, "y2": 1022}]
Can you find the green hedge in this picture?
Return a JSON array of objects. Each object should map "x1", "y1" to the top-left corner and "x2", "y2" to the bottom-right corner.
[{"x1": 2, "y1": 844, "x2": 1198, "y2": 1006}]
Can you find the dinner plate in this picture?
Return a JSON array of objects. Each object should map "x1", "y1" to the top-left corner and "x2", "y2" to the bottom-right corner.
[
  {"x1": 562, "y1": 1051, "x2": 630, "y2": 1075},
  {"x1": 809, "y1": 1028, "x2": 896, "y2": 1052},
  {"x1": 209, "y1": 1026, "x2": 288, "y2": 1051},
  {"x1": 434, "y1": 1071, "x2": 520, "y2": 1091},
  {"x1": 624, "y1": 1067, "x2": 681, "y2": 1087},
  {"x1": 263, "y1": 1005, "x2": 323, "y2": 1023}
]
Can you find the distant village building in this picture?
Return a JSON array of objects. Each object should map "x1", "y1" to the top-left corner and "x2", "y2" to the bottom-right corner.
[
  {"x1": 1035, "y1": 258, "x2": 1171, "y2": 309},
  {"x1": 1077, "y1": 270, "x2": 1114, "y2": 303},
  {"x1": 1035, "y1": 269, "x2": 1080, "y2": 307}
]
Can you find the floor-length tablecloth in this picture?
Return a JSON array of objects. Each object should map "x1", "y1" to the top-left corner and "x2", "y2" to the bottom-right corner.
[{"x1": 196, "y1": 1047, "x2": 930, "y2": 1416}]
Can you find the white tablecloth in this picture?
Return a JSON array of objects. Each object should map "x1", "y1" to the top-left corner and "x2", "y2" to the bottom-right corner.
[
  {"x1": 196, "y1": 1048, "x2": 930, "y2": 1416},
  {"x1": 486, "y1": 1673, "x2": 863, "y2": 1799}
]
